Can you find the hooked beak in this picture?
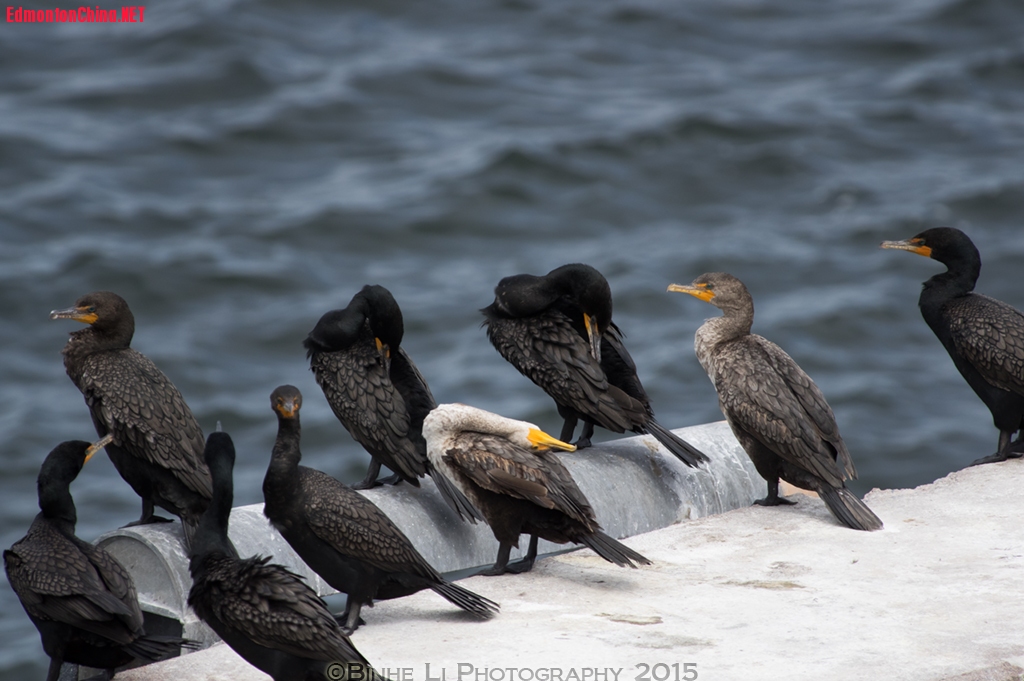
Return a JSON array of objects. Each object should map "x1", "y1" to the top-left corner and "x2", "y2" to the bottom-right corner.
[
  {"x1": 85, "y1": 433, "x2": 115, "y2": 463},
  {"x1": 275, "y1": 396, "x2": 300, "y2": 419},
  {"x1": 583, "y1": 313, "x2": 601, "y2": 364},
  {"x1": 375, "y1": 337, "x2": 392, "y2": 374},
  {"x1": 880, "y1": 238, "x2": 932, "y2": 258},
  {"x1": 667, "y1": 283, "x2": 715, "y2": 303},
  {"x1": 50, "y1": 306, "x2": 98, "y2": 325},
  {"x1": 526, "y1": 428, "x2": 576, "y2": 452}
]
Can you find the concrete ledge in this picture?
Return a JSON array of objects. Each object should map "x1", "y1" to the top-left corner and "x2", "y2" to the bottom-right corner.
[
  {"x1": 95, "y1": 422, "x2": 760, "y2": 645},
  {"x1": 119, "y1": 457, "x2": 1024, "y2": 681}
]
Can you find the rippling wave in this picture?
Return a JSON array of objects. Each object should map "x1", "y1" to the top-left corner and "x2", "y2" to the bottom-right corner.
[{"x1": 2, "y1": 0, "x2": 1023, "y2": 676}]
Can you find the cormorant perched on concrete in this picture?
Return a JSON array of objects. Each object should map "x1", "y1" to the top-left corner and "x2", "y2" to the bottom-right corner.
[
  {"x1": 423, "y1": 403, "x2": 652, "y2": 575},
  {"x1": 51, "y1": 291, "x2": 211, "y2": 546},
  {"x1": 263, "y1": 385, "x2": 499, "y2": 633},
  {"x1": 669, "y1": 273, "x2": 882, "y2": 531},
  {"x1": 482, "y1": 263, "x2": 708, "y2": 468},
  {"x1": 304, "y1": 285, "x2": 481, "y2": 521},
  {"x1": 5, "y1": 436, "x2": 194, "y2": 681},
  {"x1": 188, "y1": 432, "x2": 380, "y2": 681},
  {"x1": 882, "y1": 227, "x2": 1024, "y2": 465}
]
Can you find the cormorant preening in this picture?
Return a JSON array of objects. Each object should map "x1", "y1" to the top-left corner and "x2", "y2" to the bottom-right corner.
[
  {"x1": 668, "y1": 273, "x2": 882, "y2": 531},
  {"x1": 51, "y1": 291, "x2": 211, "y2": 546},
  {"x1": 304, "y1": 285, "x2": 481, "y2": 521},
  {"x1": 423, "y1": 403, "x2": 652, "y2": 575},
  {"x1": 263, "y1": 385, "x2": 499, "y2": 633},
  {"x1": 188, "y1": 432, "x2": 380, "y2": 681},
  {"x1": 5, "y1": 436, "x2": 194, "y2": 681},
  {"x1": 482, "y1": 263, "x2": 708, "y2": 468},
  {"x1": 882, "y1": 227, "x2": 1024, "y2": 465}
]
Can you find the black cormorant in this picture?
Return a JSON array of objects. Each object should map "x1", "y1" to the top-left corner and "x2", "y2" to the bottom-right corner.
[
  {"x1": 51, "y1": 291, "x2": 211, "y2": 546},
  {"x1": 263, "y1": 385, "x2": 499, "y2": 633},
  {"x1": 423, "y1": 403, "x2": 652, "y2": 575},
  {"x1": 482, "y1": 263, "x2": 708, "y2": 468},
  {"x1": 669, "y1": 273, "x2": 882, "y2": 531},
  {"x1": 304, "y1": 285, "x2": 481, "y2": 521},
  {"x1": 882, "y1": 227, "x2": 1024, "y2": 464},
  {"x1": 188, "y1": 432, "x2": 380, "y2": 681},
  {"x1": 5, "y1": 436, "x2": 194, "y2": 681}
]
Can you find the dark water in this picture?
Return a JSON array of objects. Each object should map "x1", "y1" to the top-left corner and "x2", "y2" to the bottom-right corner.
[{"x1": 2, "y1": 0, "x2": 1024, "y2": 675}]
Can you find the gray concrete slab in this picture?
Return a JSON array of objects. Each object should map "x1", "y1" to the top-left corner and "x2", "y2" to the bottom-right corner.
[{"x1": 119, "y1": 457, "x2": 1024, "y2": 681}]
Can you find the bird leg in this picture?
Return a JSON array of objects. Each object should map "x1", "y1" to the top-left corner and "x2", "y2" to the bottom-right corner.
[
  {"x1": 45, "y1": 657, "x2": 64, "y2": 681},
  {"x1": 753, "y1": 479, "x2": 797, "y2": 507},
  {"x1": 478, "y1": 543, "x2": 515, "y2": 576},
  {"x1": 336, "y1": 598, "x2": 365, "y2": 635},
  {"x1": 558, "y1": 416, "x2": 578, "y2": 444},
  {"x1": 124, "y1": 498, "x2": 173, "y2": 527},
  {"x1": 573, "y1": 422, "x2": 595, "y2": 450},
  {"x1": 969, "y1": 431, "x2": 1024, "y2": 466},
  {"x1": 352, "y1": 460, "x2": 386, "y2": 490},
  {"x1": 504, "y1": 535, "x2": 539, "y2": 574}
]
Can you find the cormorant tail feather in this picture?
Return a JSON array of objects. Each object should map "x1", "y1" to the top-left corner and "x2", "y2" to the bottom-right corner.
[
  {"x1": 645, "y1": 420, "x2": 709, "y2": 468},
  {"x1": 428, "y1": 580, "x2": 499, "y2": 618},
  {"x1": 577, "y1": 531, "x2": 652, "y2": 568},
  {"x1": 817, "y1": 486, "x2": 883, "y2": 532}
]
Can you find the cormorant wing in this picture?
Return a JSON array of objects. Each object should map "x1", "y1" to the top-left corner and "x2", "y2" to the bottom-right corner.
[
  {"x1": 309, "y1": 344, "x2": 426, "y2": 480},
  {"x1": 4, "y1": 524, "x2": 141, "y2": 644},
  {"x1": 443, "y1": 433, "x2": 595, "y2": 528},
  {"x1": 298, "y1": 468, "x2": 439, "y2": 578},
  {"x1": 716, "y1": 336, "x2": 847, "y2": 486},
  {"x1": 485, "y1": 314, "x2": 633, "y2": 432},
  {"x1": 601, "y1": 323, "x2": 653, "y2": 414},
  {"x1": 757, "y1": 337, "x2": 856, "y2": 479},
  {"x1": 948, "y1": 294, "x2": 1024, "y2": 396},
  {"x1": 210, "y1": 556, "x2": 369, "y2": 664},
  {"x1": 391, "y1": 348, "x2": 438, "y2": 415},
  {"x1": 80, "y1": 349, "x2": 211, "y2": 498}
]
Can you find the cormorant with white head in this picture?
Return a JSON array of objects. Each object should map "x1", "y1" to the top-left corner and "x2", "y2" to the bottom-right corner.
[{"x1": 423, "y1": 403, "x2": 651, "y2": 575}]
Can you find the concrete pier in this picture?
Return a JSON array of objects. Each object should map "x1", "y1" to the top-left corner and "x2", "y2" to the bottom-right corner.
[
  {"x1": 95, "y1": 421, "x2": 760, "y2": 645},
  {"x1": 108, "y1": 425, "x2": 1024, "y2": 681}
]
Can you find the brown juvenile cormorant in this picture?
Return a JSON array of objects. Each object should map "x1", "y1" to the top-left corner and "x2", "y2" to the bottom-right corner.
[
  {"x1": 188, "y1": 431, "x2": 380, "y2": 681},
  {"x1": 263, "y1": 385, "x2": 499, "y2": 633},
  {"x1": 669, "y1": 273, "x2": 883, "y2": 531},
  {"x1": 482, "y1": 263, "x2": 708, "y2": 468},
  {"x1": 5, "y1": 436, "x2": 195, "y2": 681},
  {"x1": 423, "y1": 403, "x2": 652, "y2": 575},
  {"x1": 51, "y1": 291, "x2": 212, "y2": 546},
  {"x1": 304, "y1": 285, "x2": 481, "y2": 521},
  {"x1": 882, "y1": 227, "x2": 1024, "y2": 464}
]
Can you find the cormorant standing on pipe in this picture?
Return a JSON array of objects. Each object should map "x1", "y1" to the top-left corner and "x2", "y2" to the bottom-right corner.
[
  {"x1": 188, "y1": 431, "x2": 381, "y2": 681},
  {"x1": 482, "y1": 263, "x2": 707, "y2": 468},
  {"x1": 423, "y1": 403, "x2": 652, "y2": 575},
  {"x1": 304, "y1": 285, "x2": 481, "y2": 521},
  {"x1": 51, "y1": 291, "x2": 212, "y2": 547},
  {"x1": 263, "y1": 385, "x2": 498, "y2": 633}
]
